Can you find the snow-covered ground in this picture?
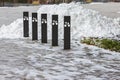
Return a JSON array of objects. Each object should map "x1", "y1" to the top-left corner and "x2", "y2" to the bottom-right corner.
[
  {"x1": 0, "y1": 39, "x2": 120, "y2": 80},
  {"x1": 0, "y1": 2, "x2": 120, "y2": 80}
]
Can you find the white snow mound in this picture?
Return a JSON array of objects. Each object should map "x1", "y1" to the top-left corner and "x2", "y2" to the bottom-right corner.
[
  {"x1": 38, "y1": 2, "x2": 120, "y2": 40},
  {"x1": 0, "y1": 19, "x2": 23, "y2": 39},
  {"x1": 0, "y1": 2, "x2": 120, "y2": 39}
]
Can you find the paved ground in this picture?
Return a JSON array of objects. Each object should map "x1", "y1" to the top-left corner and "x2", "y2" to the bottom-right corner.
[
  {"x1": 0, "y1": 6, "x2": 40, "y2": 26},
  {"x1": 82, "y1": 2, "x2": 120, "y2": 18}
]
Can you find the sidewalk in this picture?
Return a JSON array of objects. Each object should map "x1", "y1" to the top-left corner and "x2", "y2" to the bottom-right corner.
[
  {"x1": 0, "y1": 2, "x2": 34, "y2": 7},
  {"x1": 0, "y1": 5, "x2": 40, "y2": 26},
  {"x1": 82, "y1": 2, "x2": 120, "y2": 18}
]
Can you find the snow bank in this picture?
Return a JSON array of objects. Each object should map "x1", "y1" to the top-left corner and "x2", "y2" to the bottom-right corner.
[
  {"x1": 0, "y1": 2, "x2": 120, "y2": 40},
  {"x1": 38, "y1": 2, "x2": 120, "y2": 40},
  {"x1": 0, "y1": 18, "x2": 23, "y2": 39}
]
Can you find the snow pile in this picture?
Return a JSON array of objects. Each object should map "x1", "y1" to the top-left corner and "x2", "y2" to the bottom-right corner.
[
  {"x1": 0, "y1": 19, "x2": 23, "y2": 39},
  {"x1": 0, "y1": 2, "x2": 120, "y2": 39},
  {"x1": 38, "y1": 2, "x2": 120, "y2": 40}
]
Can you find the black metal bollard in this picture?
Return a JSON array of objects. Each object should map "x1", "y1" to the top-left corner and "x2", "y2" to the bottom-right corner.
[
  {"x1": 64, "y1": 16, "x2": 71, "y2": 50},
  {"x1": 52, "y1": 15, "x2": 58, "y2": 46},
  {"x1": 32, "y1": 13, "x2": 38, "y2": 40},
  {"x1": 23, "y1": 12, "x2": 29, "y2": 37},
  {"x1": 41, "y1": 14, "x2": 47, "y2": 43}
]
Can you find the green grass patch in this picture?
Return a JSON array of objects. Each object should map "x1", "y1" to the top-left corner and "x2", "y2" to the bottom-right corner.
[{"x1": 81, "y1": 37, "x2": 120, "y2": 52}]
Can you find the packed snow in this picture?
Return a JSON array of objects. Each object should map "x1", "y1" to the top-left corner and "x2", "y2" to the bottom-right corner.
[
  {"x1": 0, "y1": 39, "x2": 120, "y2": 80},
  {"x1": 0, "y1": 2, "x2": 120, "y2": 80}
]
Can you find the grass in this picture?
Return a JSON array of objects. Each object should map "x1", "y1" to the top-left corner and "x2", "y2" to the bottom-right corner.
[{"x1": 81, "y1": 37, "x2": 120, "y2": 52}]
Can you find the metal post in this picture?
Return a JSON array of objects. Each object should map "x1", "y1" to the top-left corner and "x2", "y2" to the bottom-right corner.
[
  {"x1": 52, "y1": 15, "x2": 58, "y2": 46},
  {"x1": 3, "y1": 0, "x2": 4, "y2": 6},
  {"x1": 23, "y1": 12, "x2": 29, "y2": 37},
  {"x1": 64, "y1": 16, "x2": 71, "y2": 50},
  {"x1": 41, "y1": 14, "x2": 47, "y2": 43},
  {"x1": 32, "y1": 13, "x2": 38, "y2": 40}
]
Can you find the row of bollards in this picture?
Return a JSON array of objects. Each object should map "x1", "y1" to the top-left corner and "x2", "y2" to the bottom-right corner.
[{"x1": 23, "y1": 12, "x2": 71, "y2": 50}]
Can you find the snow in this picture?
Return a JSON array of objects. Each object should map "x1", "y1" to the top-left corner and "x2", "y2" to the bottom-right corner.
[
  {"x1": 0, "y1": 2, "x2": 120, "y2": 40},
  {"x1": 0, "y1": 2, "x2": 120, "y2": 80},
  {"x1": 90, "y1": 2, "x2": 104, "y2": 5},
  {"x1": 38, "y1": 2, "x2": 120, "y2": 39},
  {"x1": 117, "y1": 11, "x2": 120, "y2": 13},
  {"x1": 0, "y1": 19, "x2": 23, "y2": 39},
  {"x1": 0, "y1": 38, "x2": 120, "y2": 80}
]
